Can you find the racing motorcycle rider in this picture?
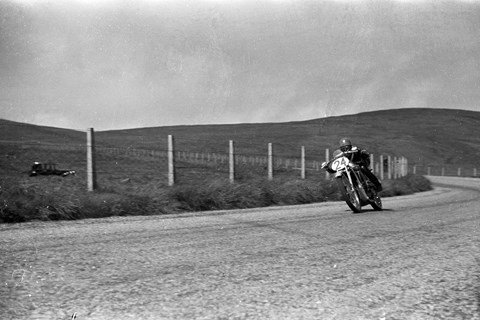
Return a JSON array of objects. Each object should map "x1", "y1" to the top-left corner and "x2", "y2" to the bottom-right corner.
[{"x1": 323, "y1": 137, "x2": 383, "y2": 192}]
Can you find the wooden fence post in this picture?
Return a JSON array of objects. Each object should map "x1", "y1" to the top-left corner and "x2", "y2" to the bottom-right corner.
[
  {"x1": 370, "y1": 154, "x2": 374, "y2": 174},
  {"x1": 301, "y1": 146, "x2": 306, "y2": 179},
  {"x1": 397, "y1": 157, "x2": 401, "y2": 177},
  {"x1": 401, "y1": 157, "x2": 405, "y2": 177},
  {"x1": 268, "y1": 143, "x2": 273, "y2": 181},
  {"x1": 325, "y1": 148, "x2": 330, "y2": 179},
  {"x1": 387, "y1": 156, "x2": 392, "y2": 179},
  {"x1": 400, "y1": 157, "x2": 404, "y2": 176},
  {"x1": 398, "y1": 157, "x2": 402, "y2": 176},
  {"x1": 168, "y1": 135, "x2": 175, "y2": 186},
  {"x1": 86, "y1": 128, "x2": 97, "y2": 192},
  {"x1": 379, "y1": 155, "x2": 384, "y2": 180},
  {"x1": 229, "y1": 140, "x2": 235, "y2": 184},
  {"x1": 393, "y1": 157, "x2": 400, "y2": 179},
  {"x1": 400, "y1": 157, "x2": 404, "y2": 177}
]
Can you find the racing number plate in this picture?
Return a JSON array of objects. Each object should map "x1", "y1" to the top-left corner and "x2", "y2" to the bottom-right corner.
[{"x1": 329, "y1": 156, "x2": 350, "y2": 171}]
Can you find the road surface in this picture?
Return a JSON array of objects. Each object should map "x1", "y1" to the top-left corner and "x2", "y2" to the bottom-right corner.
[{"x1": 1, "y1": 176, "x2": 479, "y2": 319}]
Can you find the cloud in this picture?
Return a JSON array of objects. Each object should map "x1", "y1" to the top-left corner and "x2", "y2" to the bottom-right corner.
[{"x1": 1, "y1": 0, "x2": 480, "y2": 130}]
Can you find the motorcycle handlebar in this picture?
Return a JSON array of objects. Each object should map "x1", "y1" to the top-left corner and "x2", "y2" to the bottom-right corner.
[{"x1": 332, "y1": 150, "x2": 356, "y2": 160}]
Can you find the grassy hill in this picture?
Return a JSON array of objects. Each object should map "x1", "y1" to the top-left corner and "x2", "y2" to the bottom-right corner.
[
  {"x1": 0, "y1": 120, "x2": 84, "y2": 145},
  {"x1": 1, "y1": 108, "x2": 479, "y2": 169},
  {"x1": 2, "y1": 108, "x2": 471, "y2": 221},
  {"x1": 94, "y1": 108, "x2": 480, "y2": 168}
]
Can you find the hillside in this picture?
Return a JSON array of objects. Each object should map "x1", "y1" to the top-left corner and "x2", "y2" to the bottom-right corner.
[
  {"x1": 1, "y1": 108, "x2": 479, "y2": 168},
  {"x1": 0, "y1": 119, "x2": 84, "y2": 145},
  {"x1": 96, "y1": 108, "x2": 480, "y2": 168}
]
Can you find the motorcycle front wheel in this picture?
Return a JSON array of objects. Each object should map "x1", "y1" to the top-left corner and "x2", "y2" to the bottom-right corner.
[
  {"x1": 336, "y1": 175, "x2": 362, "y2": 213},
  {"x1": 370, "y1": 191, "x2": 383, "y2": 211}
]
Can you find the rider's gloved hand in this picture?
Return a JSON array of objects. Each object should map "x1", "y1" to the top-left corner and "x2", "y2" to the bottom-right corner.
[
  {"x1": 321, "y1": 161, "x2": 328, "y2": 169},
  {"x1": 350, "y1": 163, "x2": 360, "y2": 170}
]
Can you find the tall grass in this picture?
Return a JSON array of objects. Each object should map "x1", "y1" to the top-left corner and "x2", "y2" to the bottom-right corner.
[
  {"x1": 380, "y1": 174, "x2": 432, "y2": 197},
  {"x1": 0, "y1": 173, "x2": 431, "y2": 223},
  {"x1": 169, "y1": 177, "x2": 337, "y2": 211}
]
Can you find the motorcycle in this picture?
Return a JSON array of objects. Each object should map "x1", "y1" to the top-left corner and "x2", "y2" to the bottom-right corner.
[{"x1": 322, "y1": 151, "x2": 382, "y2": 213}]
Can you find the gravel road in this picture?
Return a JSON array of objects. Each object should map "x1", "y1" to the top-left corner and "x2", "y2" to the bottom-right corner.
[{"x1": 1, "y1": 176, "x2": 479, "y2": 320}]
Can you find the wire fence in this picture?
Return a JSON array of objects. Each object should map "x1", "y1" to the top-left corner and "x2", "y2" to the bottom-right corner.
[
  {"x1": 1, "y1": 130, "x2": 478, "y2": 193},
  {"x1": 411, "y1": 164, "x2": 478, "y2": 178},
  {"x1": 91, "y1": 143, "x2": 325, "y2": 190}
]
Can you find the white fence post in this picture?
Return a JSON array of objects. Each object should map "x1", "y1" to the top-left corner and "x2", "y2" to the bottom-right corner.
[
  {"x1": 379, "y1": 155, "x2": 384, "y2": 180},
  {"x1": 268, "y1": 143, "x2": 273, "y2": 181},
  {"x1": 400, "y1": 157, "x2": 403, "y2": 177},
  {"x1": 168, "y1": 135, "x2": 175, "y2": 186},
  {"x1": 229, "y1": 140, "x2": 235, "y2": 184},
  {"x1": 325, "y1": 148, "x2": 330, "y2": 179},
  {"x1": 301, "y1": 146, "x2": 306, "y2": 179},
  {"x1": 370, "y1": 154, "x2": 374, "y2": 174},
  {"x1": 387, "y1": 156, "x2": 392, "y2": 179},
  {"x1": 394, "y1": 156, "x2": 398, "y2": 179},
  {"x1": 397, "y1": 157, "x2": 401, "y2": 177},
  {"x1": 398, "y1": 157, "x2": 402, "y2": 177},
  {"x1": 86, "y1": 128, "x2": 97, "y2": 192}
]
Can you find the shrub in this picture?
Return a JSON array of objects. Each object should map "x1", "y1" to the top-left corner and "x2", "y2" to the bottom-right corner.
[
  {"x1": 169, "y1": 177, "x2": 338, "y2": 211},
  {"x1": 169, "y1": 179, "x2": 267, "y2": 211},
  {"x1": 0, "y1": 174, "x2": 432, "y2": 223},
  {"x1": 262, "y1": 178, "x2": 339, "y2": 205},
  {"x1": 380, "y1": 174, "x2": 432, "y2": 197},
  {"x1": 0, "y1": 183, "x2": 80, "y2": 222},
  {"x1": 404, "y1": 174, "x2": 432, "y2": 192}
]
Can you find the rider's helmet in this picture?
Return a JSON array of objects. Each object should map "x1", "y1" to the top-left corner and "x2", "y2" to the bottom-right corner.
[{"x1": 339, "y1": 137, "x2": 352, "y2": 152}]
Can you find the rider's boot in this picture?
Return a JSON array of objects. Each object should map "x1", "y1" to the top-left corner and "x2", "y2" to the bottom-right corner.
[{"x1": 363, "y1": 167, "x2": 383, "y2": 192}]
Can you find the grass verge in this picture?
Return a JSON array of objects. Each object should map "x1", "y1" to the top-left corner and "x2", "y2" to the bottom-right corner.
[{"x1": 0, "y1": 174, "x2": 432, "y2": 223}]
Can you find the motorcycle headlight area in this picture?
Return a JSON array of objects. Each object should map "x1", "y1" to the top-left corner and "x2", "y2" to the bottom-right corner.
[{"x1": 329, "y1": 156, "x2": 350, "y2": 171}]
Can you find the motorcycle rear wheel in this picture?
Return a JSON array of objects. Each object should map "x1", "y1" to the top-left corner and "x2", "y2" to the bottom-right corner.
[{"x1": 336, "y1": 175, "x2": 362, "y2": 213}]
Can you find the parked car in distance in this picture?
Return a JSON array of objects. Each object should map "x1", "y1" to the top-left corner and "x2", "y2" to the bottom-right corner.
[{"x1": 29, "y1": 162, "x2": 76, "y2": 177}]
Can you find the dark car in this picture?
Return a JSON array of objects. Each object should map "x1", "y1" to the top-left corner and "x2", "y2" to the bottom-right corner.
[{"x1": 29, "y1": 162, "x2": 75, "y2": 177}]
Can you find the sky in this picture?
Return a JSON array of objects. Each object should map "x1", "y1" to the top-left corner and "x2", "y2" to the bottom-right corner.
[{"x1": 1, "y1": 0, "x2": 480, "y2": 130}]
